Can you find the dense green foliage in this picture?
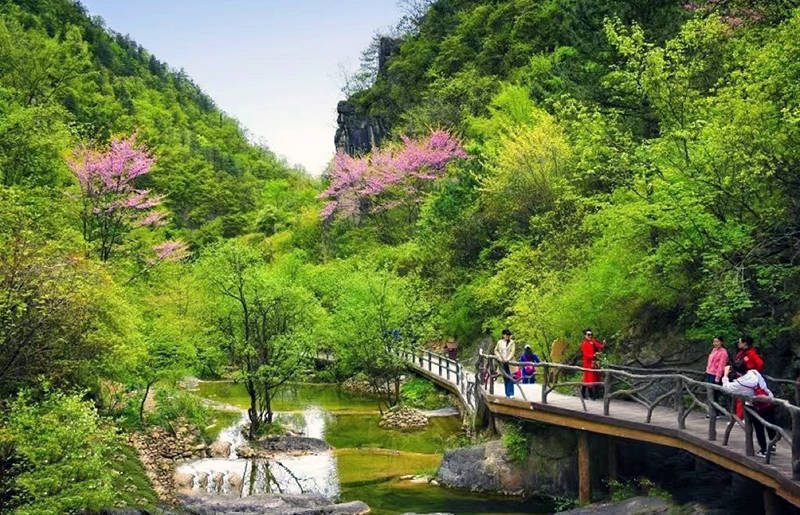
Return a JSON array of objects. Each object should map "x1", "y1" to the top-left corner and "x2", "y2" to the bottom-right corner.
[
  {"x1": 400, "y1": 377, "x2": 450, "y2": 409},
  {"x1": 337, "y1": 0, "x2": 800, "y2": 370},
  {"x1": 3, "y1": 0, "x2": 800, "y2": 510}
]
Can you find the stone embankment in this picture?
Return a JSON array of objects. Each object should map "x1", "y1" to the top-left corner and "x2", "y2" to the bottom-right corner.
[
  {"x1": 378, "y1": 406, "x2": 428, "y2": 430},
  {"x1": 178, "y1": 492, "x2": 369, "y2": 515},
  {"x1": 237, "y1": 435, "x2": 330, "y2": 459},
  {"x1": 127, "y1": 421, "x2": 209, "y2": 502}
]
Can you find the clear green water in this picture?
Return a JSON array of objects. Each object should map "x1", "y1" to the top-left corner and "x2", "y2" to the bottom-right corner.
[
  {"x1": 339, "y1": 479, "x2": 550, "y2": 515},
  {"x1": 197, "y1": 381, "x2": 381, "y2": 412},
  {"x1": 198, "y1": 381, "x2": 550, "y2": 515},
  {"x1": 326, "y1": 414, "x2": 463, "y2": 454}
]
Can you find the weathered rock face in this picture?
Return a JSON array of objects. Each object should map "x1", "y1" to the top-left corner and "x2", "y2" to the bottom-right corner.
[
  {"x1": 437, "y1": 433, "x2": 577, "y2": 497},
  {"x1": 379, "y1": 406, "x2": 429, "y2": 430},
  {"x1": 334, "y1": 101, "x2": 389, "y2": 156},
  {"x1": 334, "y1": 37, "x2": 401, "y2": 157},
  {"x1": 555, "y1": 496, "x2": 670, "y2": 515},
  {"x1": 177, "y1": 492, "x2": 369, "y2": 515}
]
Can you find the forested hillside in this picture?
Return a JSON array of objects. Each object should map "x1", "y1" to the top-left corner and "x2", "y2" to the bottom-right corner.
[
  {"x1": 335, "y1": 0, "x2": 800, "y2": 369},
  {"x1": 3, "y1": 0, "x2": 800, "y2": 511}
]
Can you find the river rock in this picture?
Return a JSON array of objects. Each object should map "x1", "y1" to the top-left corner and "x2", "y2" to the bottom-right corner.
[
  {"x1": 229, "y1": 472, "x2": 243, "y2": 497},
  {"x1": 178, "y1": 492, "x2": 370, "y2": 514},
  {"x1": 211, "y1": 472, "x2": 224, "y2": 493},
  {"x1": 556, "y1": 496, "x2": 670, "y2": 514},
  {"x1": 174, "y1": 471, "x2": 194, "y2": 490},
  {"x1": 437, "y1": 431, "x2": 577, "y2": 497},
  {"x1": 379, "y1": 406, "x2": 428, "y2": 430},
  {"x1": 209, "y1": 440, "x2": 231, "y2": 458}
]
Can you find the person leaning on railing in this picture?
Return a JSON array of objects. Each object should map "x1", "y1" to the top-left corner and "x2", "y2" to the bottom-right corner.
[
  {"x1": 722, "y1": 360, "x2": 778, "y2": 459},
  {"x1": 495, "y1": 328, "x2": 516, "y2": 398}
]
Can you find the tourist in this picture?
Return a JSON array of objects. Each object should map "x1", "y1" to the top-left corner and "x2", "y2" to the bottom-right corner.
[
  {"x1": 519, "y1": 345, "x2": 540, "y2": 384},
  {"x1": 734, "y1": 335, "x2": 764, "y2": 372},
  {"x1": 705, "y1": 336, "x2": 728, "y2": 417},
  {"x1": 495, "y1": 328, "x2": 516, "y2": 398},
  {"x1": 581, "y1": 329, "x2": 605, "y2": 400},
  {"x1": 722, "y1": 361, "x2": 778, "y2": 458}
]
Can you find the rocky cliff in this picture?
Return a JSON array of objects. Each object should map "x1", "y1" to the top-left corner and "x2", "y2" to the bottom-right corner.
[{"x1": 334, "y1": 37, "x2": 400, "y2": 156}]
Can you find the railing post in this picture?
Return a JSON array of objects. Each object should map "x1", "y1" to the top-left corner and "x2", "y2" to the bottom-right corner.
[
  {"x1": 541, "y1": 364, "x2": 549, "y2": 404},
  {"x1": 438, "y1": 354, "x2": 442, "y2": 376},
  {"x1": 676, "y1": 377, "x2": 686, "y2": 429},
  {"x1": 706, "y1": 384, "x2": 716, "y2": 441},
  {"x1": 427, "y1": 351, "x2": 432, "y2": 372},
  {"x1": 489, "y1": 357, "x2": 495, "y2": 396},
  {"x1": 792, "y1": 407, "x2": 800, "y2": 480},
  {"x1": 455, "y1": 363, "x2": 460, "y2": 385},
  {"x1": 603, "y1": 372, "x2": 611, "y2": 416},
  {"x1": 744, "y1": 404, "x2": 755, "y2": 456}
]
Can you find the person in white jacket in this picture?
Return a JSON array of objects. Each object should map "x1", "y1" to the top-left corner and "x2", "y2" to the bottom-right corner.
[
  {"x1": 495, "y1": 328, "x2": 516, "y2": 397},
  {"x1": 722, "y1": 361, "x2": 777, "y2": 458}
]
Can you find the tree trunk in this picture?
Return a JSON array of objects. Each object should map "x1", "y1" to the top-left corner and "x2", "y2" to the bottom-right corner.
[
  {"x1": 139, "y1": 381, "x2": 153, "y2": 425},
  {"x1": 247, "y1": 380, "x2": 259, "y2": 439},
  {"x1": 265, "y1": 394, "x2": 273, "y2": 424}
]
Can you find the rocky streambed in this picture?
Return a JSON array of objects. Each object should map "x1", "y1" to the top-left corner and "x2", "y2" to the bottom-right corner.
[{"x1": 174, "y1": 381, "x2": 550, "y2": 514}]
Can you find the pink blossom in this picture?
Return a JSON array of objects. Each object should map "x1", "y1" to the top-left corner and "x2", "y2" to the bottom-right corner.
[
  {"x1": 319, "y1": 129, "x2": 467, "y2": 221},
  {"x1": 151, "y1": 240, "x2": 190, "y2": 262},
  {"x1": 136, "y1": 211, "x2": 168, "y2": 227},
  {"x1": 67, "y1": 133, "x2": 170, "y2": 261}
]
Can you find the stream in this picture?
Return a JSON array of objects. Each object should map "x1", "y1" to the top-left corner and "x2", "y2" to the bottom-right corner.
[{"x1": 180, "y1": 381, "x2": 550, "y2": 514}]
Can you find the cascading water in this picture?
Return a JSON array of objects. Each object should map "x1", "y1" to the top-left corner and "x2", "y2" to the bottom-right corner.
[{"x1": 176, "y1": 406, "x2": 339, "y2": 498}]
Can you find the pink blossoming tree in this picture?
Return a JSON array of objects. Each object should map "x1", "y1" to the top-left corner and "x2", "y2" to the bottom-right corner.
[
  {"x1": 318, "y1": 129, "x2": 467, "y2": 223},
  {"x1": 67, "y1": 134, "x2": 186, "y2": 264}
]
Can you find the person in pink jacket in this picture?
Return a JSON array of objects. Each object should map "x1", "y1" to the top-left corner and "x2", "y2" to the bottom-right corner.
[{"x1": 705, "y1": 336, "x2": 728, "y2": 417}]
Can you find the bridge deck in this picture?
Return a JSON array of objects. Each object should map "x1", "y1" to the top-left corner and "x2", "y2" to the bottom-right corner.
[{"x1": 404, "y1": 353, "x2": 800, "y2": 507}]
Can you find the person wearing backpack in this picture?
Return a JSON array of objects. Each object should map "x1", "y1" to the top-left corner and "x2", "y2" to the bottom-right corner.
[
  {"x1": 519, "y1": 345, "x2": 540, "y2": 384},
  {"x1": 722, "y1": 360, "x2": 778, "y2": 458}
]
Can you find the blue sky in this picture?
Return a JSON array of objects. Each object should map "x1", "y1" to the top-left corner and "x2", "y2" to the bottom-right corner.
[{"x1": 80, "y1": 1, "x2": 404, "y2": 174}]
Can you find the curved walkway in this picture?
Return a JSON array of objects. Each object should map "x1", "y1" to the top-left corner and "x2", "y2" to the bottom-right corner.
[{"x1": 398, "y1": 347, "x2": 800, "y2": 508}]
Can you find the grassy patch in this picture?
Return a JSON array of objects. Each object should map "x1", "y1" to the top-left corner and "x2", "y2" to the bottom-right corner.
[{"x1": 108, "y1": 441, "x2": 159, "y2": 510}]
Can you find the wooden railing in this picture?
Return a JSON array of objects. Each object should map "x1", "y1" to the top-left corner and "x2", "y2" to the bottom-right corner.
[
  {"x1": 477, "y1": 351, "x2": 800, "y2": 480},
  {"x1": 395, "y1": 346, "x2": 478, "y2": 409}
]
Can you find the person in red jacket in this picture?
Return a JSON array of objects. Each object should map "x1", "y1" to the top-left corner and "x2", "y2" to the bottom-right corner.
[
  {"x1": 733, "y1": 335, "x2": 764, "y2": 419},
  {"x1": 734, "y1": 335, "x2": 763, "y2": 371},
  {"x1": 581, "y1": 329, "x2": 605, "y2": 400}
]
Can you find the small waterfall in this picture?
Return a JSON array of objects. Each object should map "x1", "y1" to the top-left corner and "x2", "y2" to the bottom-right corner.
[
  {"x1": 302, "y1": 407, "x2": 326, "y2": 439},
  {"x1": 176, "y1": 408, "x2": 339, "y2": 498},
  {"x1": 218, "y1": 412, "x2": 249, "y2": 459}
]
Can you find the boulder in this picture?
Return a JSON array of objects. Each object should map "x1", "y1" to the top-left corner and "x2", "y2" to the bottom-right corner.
[
  {"x1": 173, "y1": 471, "x2": 194, "y2": 490},
  {"x1": 229, "y1": 472, "x2": 243, "y2": 497},
  {"x1": 556, "y1": 496, "x2": 669, "y2": 515},
  {"x1": 437, "y1": 431, "x2": 577, "y2": 497},
  {"x1": 209, "y1": 440, "x2": 231, "y2": 458}
]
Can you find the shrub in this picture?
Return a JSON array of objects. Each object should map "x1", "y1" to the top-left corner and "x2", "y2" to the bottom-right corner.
[
  {"x1": 401, "y1": 378, "x2": 449, "y2": 409},
  {"x1": 3, "y1": 389, "x2": 117, "y2": 513},
  {"x1": 501, "y1": 421, "x2": 530, "y2": 463}
]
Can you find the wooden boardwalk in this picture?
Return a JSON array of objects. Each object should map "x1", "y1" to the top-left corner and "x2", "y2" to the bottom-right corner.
[{"x1": 399, "y1": 347, "x2": 800, "y2": 508}]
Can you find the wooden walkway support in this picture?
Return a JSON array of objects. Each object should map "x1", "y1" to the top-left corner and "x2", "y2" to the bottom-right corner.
[{"x1": 394, "y1": 346, "x2": 800, "y2": 508}]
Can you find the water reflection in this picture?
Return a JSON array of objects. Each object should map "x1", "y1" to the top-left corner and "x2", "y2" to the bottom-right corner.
[{"x1": 176, "y1": 453, "x2": 339, "y2": 498}]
